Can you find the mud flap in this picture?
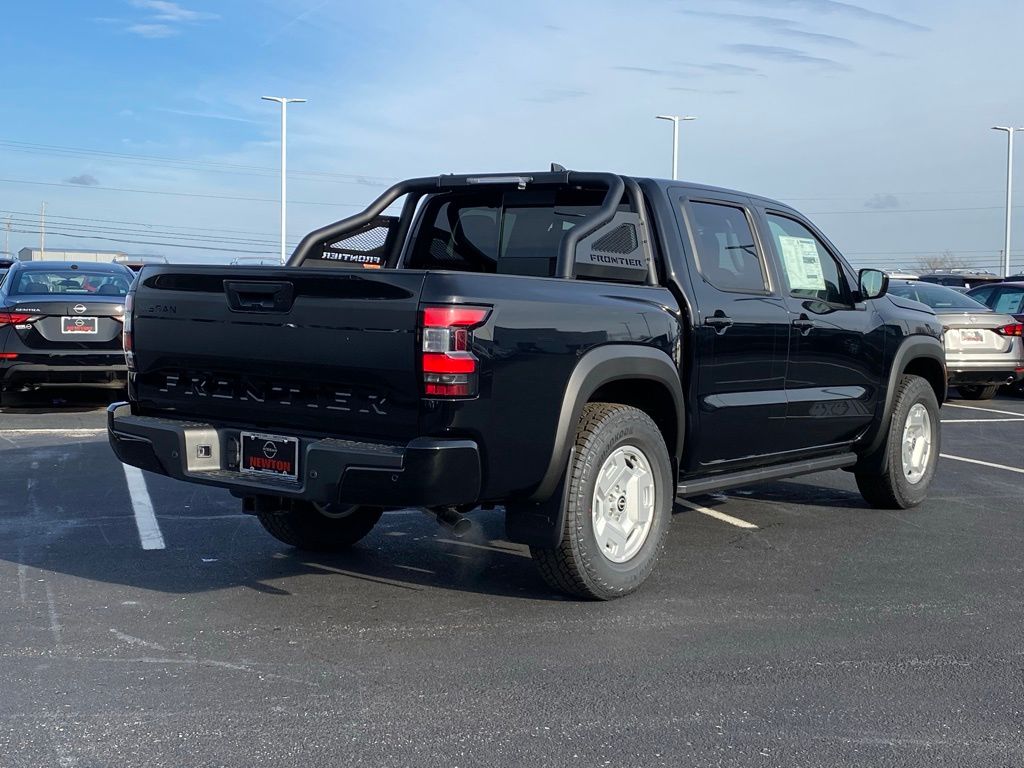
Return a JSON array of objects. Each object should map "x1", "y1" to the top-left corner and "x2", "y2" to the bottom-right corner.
[{"x1": 504, "y1": 450, "x2": 573, "y2": 549}]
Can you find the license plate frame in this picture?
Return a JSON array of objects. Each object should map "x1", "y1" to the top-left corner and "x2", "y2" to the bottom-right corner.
[
  {"x1": 958, "y1": 328, "x2": 986, "y2": 345},
  {"x1": 60, "y1": 316, "x2": 98, "y2": 334},
  {"x1": 240, "y1": 432, "x2": 300, "y2": 480}
]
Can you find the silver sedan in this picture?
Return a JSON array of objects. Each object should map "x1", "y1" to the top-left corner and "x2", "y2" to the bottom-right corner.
[{"x1": 887, "y1": 280, "x2": 1024, "y2": 400}]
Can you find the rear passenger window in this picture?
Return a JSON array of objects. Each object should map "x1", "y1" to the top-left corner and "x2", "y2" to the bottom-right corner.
[
  {"x1": 687, "y1": 201, "x2": 768, "y2": 292},
  {"x1": 765, "y1": 214, "x2": 849, "y2": 305},
  {"x1": 993, "y1": 287, "x2": 1024, "y2": 314},
  {"x1": 968, "y1": 285, "x2": 996, "y2": 304}
]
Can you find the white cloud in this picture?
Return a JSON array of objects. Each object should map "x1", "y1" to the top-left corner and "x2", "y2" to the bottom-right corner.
[
  {"x1": 114, "y1": 1, "x2": 218, "y2": 37},
  {"x1": 129, "y1": 0, "x2": 218, "y2": 23},
  {"x1": 126, "y1": 23, "x2": 177, "y2": 38}
]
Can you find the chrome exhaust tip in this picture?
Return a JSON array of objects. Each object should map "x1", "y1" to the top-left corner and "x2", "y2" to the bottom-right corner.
[{"x1": 427, "y1": 506, "x2": 473, "y2": 538}]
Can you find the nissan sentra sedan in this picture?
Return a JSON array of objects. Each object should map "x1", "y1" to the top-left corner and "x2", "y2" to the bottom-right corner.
[
  {"x1": 0, "y1": 260, "x2": 133, "y2": 405},
  {"x1": 888, "y1": 280, "x2": 1024, "y2": 399}
]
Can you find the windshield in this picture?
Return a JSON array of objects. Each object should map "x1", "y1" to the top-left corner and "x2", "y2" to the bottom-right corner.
[
  {"x1": 888, "y1": 282, "x2": 989, "y2": 311},
  {"x1": 10, "y1": 269, "x2": 131, "y2": 296}
]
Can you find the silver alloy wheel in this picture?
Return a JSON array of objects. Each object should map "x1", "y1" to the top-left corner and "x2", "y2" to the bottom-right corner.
[
  {"x1": 901, "y1": 402, "x2": 933, "y2": 484},
  {"x1": 591, "y1": 444, "x2": 656, "y2": 563}
]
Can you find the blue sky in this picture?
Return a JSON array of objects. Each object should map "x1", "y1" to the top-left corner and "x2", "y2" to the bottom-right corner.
[{"x1": 1, "y1": 0, "x2": 1022, "y2": 270}]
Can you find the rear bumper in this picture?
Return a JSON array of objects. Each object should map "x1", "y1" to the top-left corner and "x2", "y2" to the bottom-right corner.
[
  {"x1": 1, "y1": 355, "x2": 127, "y2": 389},
  {"x1": 946, "y1": 364, "x2": 1024, "y2": 387},
  {"x1": 107, "y1": 402, "x2": 481, "y2": 508}
]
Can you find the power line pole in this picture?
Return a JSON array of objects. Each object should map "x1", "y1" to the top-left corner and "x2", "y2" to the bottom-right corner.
[
  {"x1": 262, "y1": 96, "x2": 306, "y2": 265},
  {"x1": 3, "y1": 216, "x2": 10, "y2": 259},
  {"x1": 40, "y1": 202, "x2": 46, "y2": 259},
  {"x1": 992, "y1": 126, "x2": 1023, "y2": 278}
]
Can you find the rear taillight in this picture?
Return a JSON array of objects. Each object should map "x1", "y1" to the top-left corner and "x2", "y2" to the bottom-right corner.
[
  {"x1": 421, "y1": 306, "x2": 489, "y2": 397},
  {"x1": 123, "y1": 291, "x2": 135, "y2": 371},
  {"x1": 995, "y1": 323, "x2": 1024, "y2": 337},
  {"x1": 0, "y1": 312, "x2": 32, "y2": 326}
]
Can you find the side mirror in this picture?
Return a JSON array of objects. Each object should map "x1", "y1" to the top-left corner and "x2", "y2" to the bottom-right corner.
[{"x1": 857, "y1": 268, "x2": 888, "y2": 300}]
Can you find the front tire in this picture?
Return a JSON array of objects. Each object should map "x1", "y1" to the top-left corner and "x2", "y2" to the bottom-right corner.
[
  {"x1": 530, "y1": 403, "x2": 673, "y2": 600},
  {"x1": 955, "y1": 384, "x2": 999, "y2": 400},
  {"x1": 855, "y1": 375, "x2": 940, "y2": 509},
  {"x1": 256, "y1": 501, "x2": 383, "y2": 552}
]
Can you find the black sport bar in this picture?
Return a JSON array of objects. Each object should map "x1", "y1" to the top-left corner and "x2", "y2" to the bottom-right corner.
[{"x1": 286, "y1": 171, "x2": 627, "y2": 279}]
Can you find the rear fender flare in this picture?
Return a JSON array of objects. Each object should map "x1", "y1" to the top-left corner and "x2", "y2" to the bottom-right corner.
[{"x1": 530, "y1": 345, "x2": 684, "y2": 503}]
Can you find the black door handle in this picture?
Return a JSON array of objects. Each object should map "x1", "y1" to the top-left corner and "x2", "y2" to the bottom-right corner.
[
  {"x1": 704, "y1": 313, "x2": 733, "y2": 334},
  {"x1": 792, "y1": 316, "x2": 815, "y2": 335}
]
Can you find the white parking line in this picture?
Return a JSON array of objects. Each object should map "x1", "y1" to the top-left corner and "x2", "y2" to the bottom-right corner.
[
  {"x1": 940, "y1": 453, "x2": 1024, "y2": 475},
  {"x1": 121, "y1": 464, "x2": 165, "y2": 550},
  {"x1": 677, "y1": 498, "x2": 759, "y2": 529},
  {"x1": 44, "y1": 583, "x2": 63, "y2": 647},
  {"x1": 945, "y1": 402, "x2": 1024, "y2": 418}
]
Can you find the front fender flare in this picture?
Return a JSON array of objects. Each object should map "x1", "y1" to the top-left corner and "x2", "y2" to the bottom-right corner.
[{"x1": 856, "y1": 335, "x2": 946, "y2": 472}]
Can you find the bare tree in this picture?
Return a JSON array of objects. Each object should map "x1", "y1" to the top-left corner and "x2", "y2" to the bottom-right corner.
[{"x1": 916, "y1": 250, "x2": 969, "y2": 272}]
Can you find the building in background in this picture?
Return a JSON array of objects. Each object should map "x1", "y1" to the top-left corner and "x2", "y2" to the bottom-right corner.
[{"x1": 17, "y1": 248, "x2": 127, "y2": 263}]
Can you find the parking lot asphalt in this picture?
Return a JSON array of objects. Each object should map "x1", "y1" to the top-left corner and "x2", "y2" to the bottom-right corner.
[{"x1": 1, "y1": 390, "x2": 1022, "y2": 767}]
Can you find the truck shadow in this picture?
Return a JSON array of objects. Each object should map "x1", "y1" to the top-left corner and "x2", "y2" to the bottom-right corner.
[
  {"x1": 713, "y1": 481, "x2": 869, "y2": 510},
  {"x1": 0, "y1": 387, "x2": 122, "y2": 414},
  {"x1": 0, "y1": 504, "x2": 568, "y2": 602}
]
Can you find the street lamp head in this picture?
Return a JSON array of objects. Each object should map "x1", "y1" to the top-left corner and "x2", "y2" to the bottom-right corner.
[
  {"x1": 262, "y1": 96, "x2": 307, "y2": 104},
  {"x1": 656, "y1": 114, "x2": 698, "y2": 122}
]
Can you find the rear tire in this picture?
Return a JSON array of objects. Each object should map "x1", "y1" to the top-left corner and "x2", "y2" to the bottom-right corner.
[
  {"x1": 956, "y1": 384, "x2": 999, "y2": 400},
  {"x1": 530, "y1": 403, "x2": 673, "y2": 600},
  {"x1": 855, "y1": 375, "x2": 940, "y2": 509},
  {"x1": 256, "y1": 502, "x2": 383, "y2": 552}
]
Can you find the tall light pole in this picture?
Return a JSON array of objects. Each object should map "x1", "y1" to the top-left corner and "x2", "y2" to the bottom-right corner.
[
  {"x1": 993, "y1": 125, "x2": 1023, "y2": 277},
  {"x1": 262, "y1": 96, "x2": 306, "y2": 264},
  {"x1": 655, "y1": 114, "x2": 697, "y2": 180}
]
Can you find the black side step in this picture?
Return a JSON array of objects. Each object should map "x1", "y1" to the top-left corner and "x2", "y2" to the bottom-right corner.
[{"x1": 676, "y1": 453, "x2": 857, "y2": 497}]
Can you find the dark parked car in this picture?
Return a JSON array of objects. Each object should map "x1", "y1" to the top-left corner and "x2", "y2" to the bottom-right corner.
[
  {"x1": 918, "y1": 270, "x2": 1003, "y2": 289},
  {"x1": 0, "y1": 261, "x2": 133, "y2": 403},
  {"x1": 965, "y1": 280, "x2": 1024, "y2": 323},
  {"x1": 888, "y1": 280, "x2": 1024, "y2": 399},
  {"x1": 110, "y1": 170, "x2": 947, "y2": 599}
]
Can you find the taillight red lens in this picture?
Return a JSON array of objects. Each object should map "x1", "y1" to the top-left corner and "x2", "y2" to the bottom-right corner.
[
  {"x1": 0, "y1": 312, "x2": 31, "y2": 326},
  {"x1": 421, "y1": 305, "x2": 490, "y2": 397},
  {"x1": 996, "y1": 323, "x2": 1024, "y2": 337},
  {"x1": 422, "y1": 307, "x2": 489, "y2": 327},
  {"x1": 422, "y1": 353, "x2": 477, "y2": 374}
]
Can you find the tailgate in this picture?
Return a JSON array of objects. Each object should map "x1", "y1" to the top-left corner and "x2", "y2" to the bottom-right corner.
[
  {"x1": 131, "y1": 266, "x2": 427, "y2": 441},
  {"x1": 10, "y1": 300, "x2": 124, "y2": 350}
]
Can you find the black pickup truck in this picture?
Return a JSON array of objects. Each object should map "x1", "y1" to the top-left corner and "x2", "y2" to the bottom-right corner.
[{"x1": 109, "y1": 170, "x2": 946, "y2": 599}]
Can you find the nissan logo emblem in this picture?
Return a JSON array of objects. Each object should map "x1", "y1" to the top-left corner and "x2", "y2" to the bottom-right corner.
[
  {"x1": 262, "y1": 441, "x2": 278, "y2": 459},
  {"x1": 73, "y1": 304, "x2": 87, "y2": 314}
]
